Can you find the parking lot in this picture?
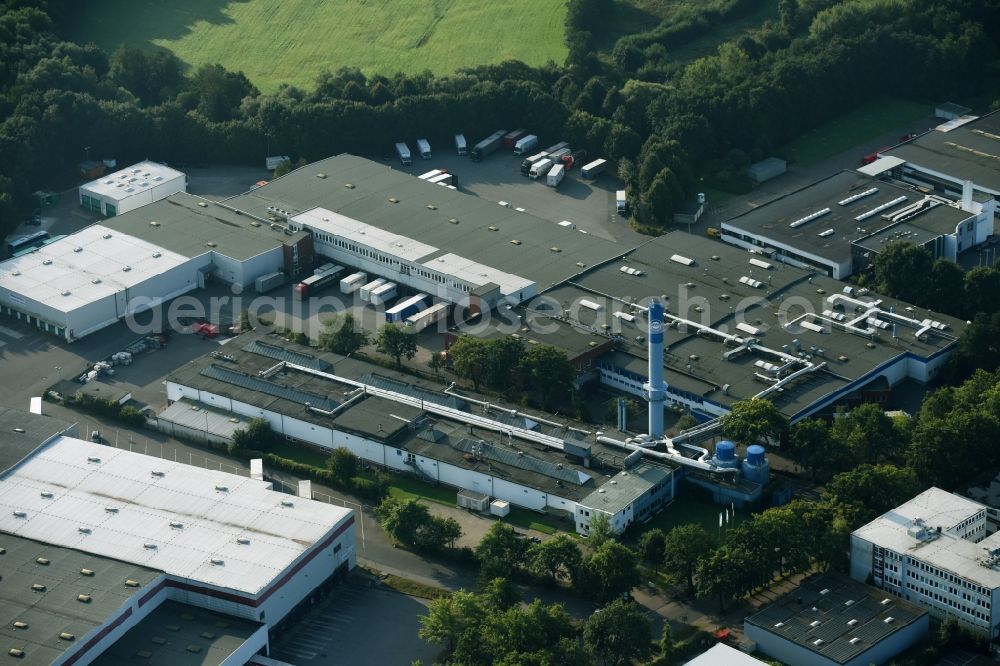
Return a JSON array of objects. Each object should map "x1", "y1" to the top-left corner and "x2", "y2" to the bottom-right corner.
[
  {"x1": 271, "y1": 578, "x2": 440, "y2": 666},
  {"x1": 390, "y1": 145, "x2": 641, "y2": 246}
]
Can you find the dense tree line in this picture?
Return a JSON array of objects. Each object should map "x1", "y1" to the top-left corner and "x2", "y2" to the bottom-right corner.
[{"x1": 3, "y1": 0, "x2": 997, "y2": 236}]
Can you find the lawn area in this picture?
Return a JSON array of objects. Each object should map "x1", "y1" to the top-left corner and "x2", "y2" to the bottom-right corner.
[
  {"x1": 667, "y1": 1, "x2": 780, "y2": 63},
  {"x1": 503, "y1": 507, "x2": 560, "y2": 535},
  {"x1": 780, "y1": 97, "x2": 930, "y2": 166},
  {"x1": 268, "y1": 440, "x2": 328, "y2": 468},
  {"x1": 635, "y1": 494, "x2": 748, "y2": 543},
  {"x1": 387, "y1": 475, "x2": 458, "y2": 507},
  {"x1": 70, "y1": 0, "x2": 568, "y2": 92}
]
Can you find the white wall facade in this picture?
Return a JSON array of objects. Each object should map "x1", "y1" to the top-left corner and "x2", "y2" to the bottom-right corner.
[
  {"x1": 212, "y1": 248, "x2": 285, "y2": 288},
  {"x1": 720, "y1": 230, "x2": 851, "y2": 279},
  {"x1": 79, "y1": 173, "x2": 186, "y2": 217}
]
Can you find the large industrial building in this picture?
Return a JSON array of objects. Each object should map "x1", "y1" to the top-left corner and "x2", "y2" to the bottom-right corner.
[
  {"x1": 721, "y1": 170, "x2": 993, "y2": 279},
  {"x1": 745, "y1": 573, "x2": 928, "y2": 666},
  {"x1": 850, "y1": 488, "x2": 1000, "y2": 638},
  {"x1": 79, "y1": 161, "x2": 187, "y2": 217},
  {"x1": 877, "y1": 109, "x2": 1000, "y2": 209},
  {"x1": 0, "y1": 408, "x2": 355, "y2": 665}
]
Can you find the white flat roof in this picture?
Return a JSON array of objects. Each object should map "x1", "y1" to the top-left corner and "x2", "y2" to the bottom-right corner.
[
  {"x1": 0, "y1": 225, "x2": 190, "y2": 313},
  {"x1": 0, "y1": 436, "x2": 352, "y2": 596},
  {"x1": 683, "y1": 644, "x2": 765, "y2": 665},
  {"x1": 292, "y1": 208, "x2": 438, "y2": 262},
  {"x1": 852, "y1": 488, "x2": 1000, "y2": 588},
  {"x1": 422, "y1": 252, "x2": 534, "y2": 294},
  {"x1": 81, "y1": 160, "x2": 185, "y2": 201},
  {"x1": 857, "y1": 156, "x2": 906, "y2": 176}
]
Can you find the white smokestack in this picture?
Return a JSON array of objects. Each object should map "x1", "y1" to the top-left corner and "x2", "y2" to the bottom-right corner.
[
  {"x1": 962, "y1": 180, "x2": 974, "y2": 212},
  {"x1": 645, "y1": 299, "x2": 667, "y2": 439}
]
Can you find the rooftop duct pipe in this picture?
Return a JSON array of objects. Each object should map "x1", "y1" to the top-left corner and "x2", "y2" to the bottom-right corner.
[
  {"x1": 597, "y1": 434, "x2": 739, "y2": 475},
  {"x1": 645, "y1": 299, "x2": 668, "y2": 440}
]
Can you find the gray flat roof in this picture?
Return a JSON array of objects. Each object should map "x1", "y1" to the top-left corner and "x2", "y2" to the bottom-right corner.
[
  {"x1": 157, "y1": 398, "x2": 252, "y2": 440},
  {"x1": 885, "y1": 110, "x2": 1000, "y2": 193},
  {"x1": 578, "y1": 462, "x2": 671, "y2": 513},
  {"x1": 0, "y1": 407, "x2": 74, "y2": 474},
  {"x1": 540, "y1": 232, "x2": 965, "y2": 419},
  {"x1": 166, "y1": 332, "x2": 650, "y2": 502},
  {"x1": 722, "y1": 171, "x2": 972, "y2": 265},
  {"x1": 0, "y1": 533, "x2": 160, "y2": 666},
  {"x1": 745, "y1": 573, "x2": 927, "y2": 665},
  {"x1": 103, "y1": 193, "x2": 288, "y2": 261},
  {"x1": 225, "y1": 154, "x2": 627, "y2": 291},
  {"x1": 91, "y1": 600, "x2": 263, "y2": 666}
]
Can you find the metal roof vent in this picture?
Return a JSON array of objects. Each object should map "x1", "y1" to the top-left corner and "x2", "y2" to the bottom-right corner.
[
  {"x1": 11, "y1": 271, "x2": 20, "y2": 276},
  {"x1": 87, "y1": 456, "x2": 101, "y2": 463},
  {"x1": 880, "y1": 598, "x2": 892, "y2": 605},
  {"x1": 78, "y1": 527, "x2": 91, "y2": 534},
  {"x1": 206, "y1": 242, "x2": 217, "y2": 248},
  {"x1": 73, "y1": 246, "x2": 82, "y2": 252},
  {"x1": 510, "y1": 239, "x2": 522, "y2": 245},
  {"x1": 14, "y1": 427, "x2": 25, "y2": 433},
  {"x1": 576, "y1": 262, "x2": 586, "y2": 267},
  {"x1": 215, "y1": 485, "x2": 228, "y2": 492},
  {"x1": 124, "y1": 187, "x2": 134, "y2": 192},
  {"x1": 210, "y1": 558, "x2": 224, "y2": 565},
  {"x1": 250, "y1": 221, "x2": 261, "y2": 227},
  {"x1": 884, "y1": 617, "x2": 895, "y2": 624},
  {"x1": 59, "y1": 632, "x2": 75, "y2": 641},
  {"x1": 169, "y1": 521, "x2": 183, "y2": 529},
  {"x1": 388, "y1": 197, "x2": 399, "y2": 203},
  {"x1": 40, "y1": 491, "x2": 53, "y2": 499},
  {"x1": 488, "y1": 225, "x2": 498, "y2": 231},
  {"x1": 449, "y1": 218, "x2": 459, "y2": 224},
  {"x1": 31, "y1": 583, "x2": 45, "y2": 591},
  {"x1": 77, "y1": 594, "x2": 92, "y2": 603},
  {"x1": 42, "y1": 259, "x2": 52, "y2": 265},
  {"x1": 103, "y1": 233, "x2": 112, "y2": 239},
  {"x1": 104, "y1": 507, "x2": 118, "y2": 513},
  {"x1": 124, "y1": 579, "x2": 140, "y2": 587},
  {"x1": 12, "y1": 621, "x2": 28, "y2": 630},
  {"x1": 198, "y1": 202, "x2": 208, "y2": 208},
  {"x1": 143, "y1": 543, "x2": 157, "y2": 549},
  {"x1": 36, "y1": 557, "x2": 49, "y2": 565},
  {"x1": 849, "y1": 637, "x2": 861, "y2": 645},
  {"x1": 426, "y1": 204, "x2": 437, "y2": 210},
  {"x1": 80, "y1": 568, "x2": 94, "y2": 576},
  {"x1": 152, "y1": 252, "x2": 161, "y2": 258},
  {"x1": 847, "y1": 619, "x2": 858, "y2": 626},
  {"x1": 813, "y1": 639, "x2": 824, "y2": 646},
  {"x1": 8, "y1": 648, "x2": 24, "y2": 658},
  {"x1": 13, "y1": 511, "x2": 27, "y2": 518},
  {"x1": 844, "y1": 599, "x2": 854, "y2": 606},
  {"x1": 122, "y1": 266, "x2": 131, "y2": 272},
  {"x1": 280, "y1": 499, "x2": 294, "y2": 507},
  {"x1": 316, "y1": 173, "x2": 327, "y2": 179},
  {"x1": 186, "y1": 645, "x2": 202, "y2": 654},
  {"x1": 91, "y1": 278, "x2": 101, "y2": 284},
  {"x1": 344, "y1": 183, "x2": 355, "y2": 188},
  {"x1": 236, "y1": 537, "x2": 250, "y2": 545},
  {"x1": 550, "y1": 247, "x2": 561, "y2": 252},
  {"x1": 810, "y1": 620, "x2": 821, "y2": 627},
  {"x1": 61, "y1": 291, "x2": 71, "y2": 296},
  {"x1": 149, "y1": 221, "x2": 160, "y2": 226},
  {"x1": 774, "y1": 622, "x2": 784, "y2": 628},
  {"x1": 151, "y1": 470, "x2": 165, "y2": 477}
]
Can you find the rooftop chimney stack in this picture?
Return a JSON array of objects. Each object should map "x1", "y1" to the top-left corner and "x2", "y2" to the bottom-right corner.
[
  {"x1": 961, "y1": 180, "x2": 974, "y2": 212},
  {"x1": 645, "y1": 299, "x2": 668, "y2": 439}
]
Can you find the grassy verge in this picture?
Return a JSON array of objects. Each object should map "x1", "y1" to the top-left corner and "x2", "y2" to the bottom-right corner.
[
  {"x1": 504, "y1": 507, "x2": 560, "y2": 535},
  {"x1": 780, "y1": 97, "x2": 930, "y2": 166},
  {"x1": 387, "y1": 476, "x2": 458, "y2": 507},
  {"x1": 361, "y1": 566, "x2": 450, "y2": 600},
  {"x1": 268, "y1": 440, "x2": 328, "y2": 468},
  {"x1": 69, "y1": 0, "x2": 568, "y2": 92}
]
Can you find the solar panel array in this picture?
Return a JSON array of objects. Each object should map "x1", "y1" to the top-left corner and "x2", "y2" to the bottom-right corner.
[
  {"x1": 200, "y1": 364, "x2": 337, "y2": 411},
  {"x1": 452, "y1": 437, "x2": 583, "y2": 485}
]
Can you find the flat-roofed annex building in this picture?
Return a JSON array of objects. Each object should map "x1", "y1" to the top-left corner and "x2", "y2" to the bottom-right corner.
[
  {"x1": 79, "y1": 161, "x2": 187, "y2": 217},
  {"x1": 851, "y1": 488, "x2": 1000, "y2": 638}
]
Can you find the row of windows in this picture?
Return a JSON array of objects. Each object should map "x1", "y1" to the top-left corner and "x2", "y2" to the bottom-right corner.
[
  {"x1": 903, "y1": 555, "x2": 991, "y2": 596},
  {"x1": 907, "y1": 581, "x2": 991, "y2": 622}
]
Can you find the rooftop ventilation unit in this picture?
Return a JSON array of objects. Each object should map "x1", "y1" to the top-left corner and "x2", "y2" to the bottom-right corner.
[
  {"x1": 80, "y1": 568, "x2": 94, "y2": 576},
  {"x1": 59, "y1": 632, "x2": 75, "y2": 641},
  {"x1": 344, "y1": 183, "x2": 355, "y2": 189},
  {"x1": 818, "y1": 229, "x2": 835, "y2": 237},
  {"x1": 510, "y1": 239, "x2": 522, "y2": 245},
  {"x1": 739, "y1": 276, "x2": 764, "y2": 288},
  {"x1": 810, "y1": 620, "x2": 821, "y2": 628},
  {"x1": 152, "y1": 251, "x2": 161, "y2": 258},
  {"x1": 78, "y1": 526, "x2": 91, "y2": 534},
  {"x1": 580, "y1": 299, "x2": 602, "y2": 311},
  {"x1": 281, "y1": 499, "x2": 294, "y2": 507},
  {"x1": 789, "y1": 208, "x2": 831, "y2": 228},
  {"x1": 881, "y1": 598, "x2": 891, "y2": 605},
  {"x1": 316, "y1": 173, "x2": 327, "y2": 179},
  {"x1": 102, "y1": 233, "x2": 112, "y2": 239},
  {"x1": 104, "y1": 507, "x2": 118, "y2": 513},
  {"x1": 236, "y1": 537, "x2": 250, "y2": 545},
  {"x1": 31, "y1": 583, "x2": 45, "y2": 591},
  {"x1": 73, "y1": 247, "x2": 82, "y2": 253},
  {"x1": 151, "y1": 470, "x2": 165, "y2": 477},
  {"x1": 210, "y1": 558, "x2": 224, "y2": 565},
  {"x1": 849, "y1": 637, "x2": 862, "y2": 644},
  {"x1": 670, "y1": 254, "x2": 695, "y2": 266},
  {"x1": 214, "y1": 485, "x2": 228, "y2": 492},
  {"x1": 855, "y1": 196, "x2": 907, "y2": 222},
  {"x1": 36, "y1": 557, "x2": 49, "y2": 565},
  {"x1": 198, "y1": 202, "x2": 208, "y2": 208},
  {"x1": 40, "y1": 491, "x2": 53, "y2": 498},
  {"x1": 42, "y1": 259, "x2": 52, "y2": 265},
  {"x1": 87, "y1": 456, "x2": 101, "y2": 463},
  {"x1": 839, "y1": 187, "x2": 879, "y2": 205},
  {"x1": 847, "y1": 619, "x2": 859, "y2": 626},
  {"x1": 122, "y1": 266, "x2": 131, "y2": 272},
  {"x1": 749, "y1": 258, "x2": 772, "y2": 269},
  {"x1": 169, "y1": 521, "x2": 183, "y2": 529},
  {"x1": 143, "y1": 543, "x2": 157, "y2": 549},
  {"x1": 884, "y1": 617, "x2": 895, "y2": 624},
  {"x1": 91, "y1": 278, "x2": 101, "y2": 284},
  {"x1": 124, "y1": 579, "x2": 139, "y2": 587},
  {"x1": 78, "y1": 594, "x2": 92, "y2": 603}
]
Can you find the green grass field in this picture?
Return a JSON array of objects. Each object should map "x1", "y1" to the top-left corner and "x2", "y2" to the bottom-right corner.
[
  {"x1": 780, "y1": 97, "x2": 930, "y2": 166},
  {"x1": 71, "y1": 0, "x2": 568, "y2": 92},
  {"x1": 633, "y1": 494, "x2": 747, "y2": 543}
]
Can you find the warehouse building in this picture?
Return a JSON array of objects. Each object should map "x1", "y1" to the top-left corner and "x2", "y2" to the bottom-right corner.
[
  {"x1": 745, "y1": 573, "x2": 928, "y2": 666},
  {"x1": 0, "y1": 411, "x2": 355, "y2": 664},
  {"x1": 851, "y1": 488, "x2": 1000, "y2": 638},
  {"x1": 79, "y1": 161, "x2": 186, "y2": 217},
  {"x1": 526, "y1": 232, "x2": 965, "y2": 423},
  {"x1": 721, "y1": 171, "x2": 991, "y2": 279},
  {"x1": 164, "y1": 333, "x2": 677, "y2": 535},
  {"x1": 878, "y1": 110, "x2": 1000, "y2": 210}
]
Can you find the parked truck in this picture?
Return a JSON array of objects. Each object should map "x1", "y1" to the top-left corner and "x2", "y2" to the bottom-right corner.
[
  {"x1": 254, "y1": 271, "x2": 285, "y2": 293},
  {"x1": 562, "y1": 149, "x2": 587, "y2": 170},
  {"x1": 546, "y1": 163, "x2": 565, "y2": 188},
  {"x1": 385, "y1": 294, "x2": 429, "y2": 323},
  {"x1": 359, "y1": 278, "x2": 387, "y2": 302},
  {"x1": 513, "y1": 134, "x2": 539, "y2": 156},
  {"x1": 369, "y1": 282, "x2": 398, "y2": 306},
  {"x1": 529, "y1": 158, "x2": 554, "y2": 179},
  {"x1": 503, "y1": 129, "x2": 528, "y2": 149},
  {"x1": 454, "y1": 134, "x2": 467, "y2": 156},
  {"x1": 520, "y1": 151, "x2": 549, "y2": 176},
  {"x1": 542, "y1": 141, "x2": 569, "y2": 154},
  {"x1": 580, "y1": 158, "x2": 607, "y2": 179},
  {"x1": 471, "y1": 130, "x2": 507, "y2": 162},
  {"x1": 395, "y1": 142, "x2": 412, "y2": 166},
  {"x1": 547, "y1": 147, "x2": 571, "y2": 165},
  {"x1": 340, "y1": 271, "x2": 367, "y2": 294},
  {"x1": 616, "y1": 190, "x2": 627, "y2": 215},
  {"x1": 294, "y1": 264, "x2": 343, "y2": 299},
  {"x1": 416, "y1": 138, "x2": 432, "y2": 159},
  {"x1": 405, "y1": 302, "x2": 449, "y2": 332}
]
